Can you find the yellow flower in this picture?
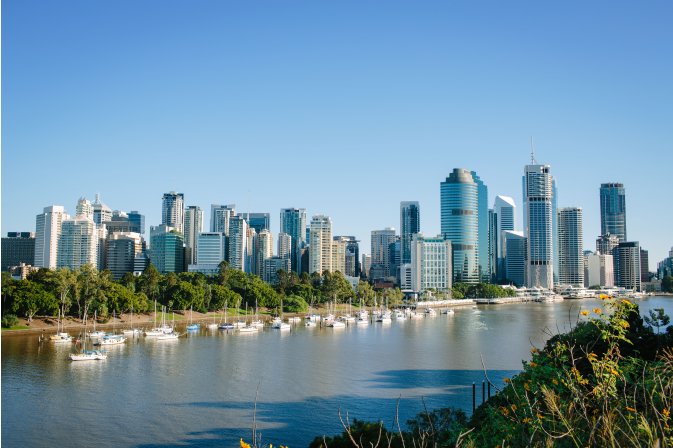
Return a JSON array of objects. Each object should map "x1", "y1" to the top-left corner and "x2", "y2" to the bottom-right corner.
[
  {"x1": 662, "y1": 408, "x2": 670, "y2": 419},
  {"x1": 504, "y1": 377, "x2": 511, "y2": 383},
  {"x1": 500, "y1": 406, "x2": 510, "y2": 416},
  {"x1": 611, "y1": 369, "x2": 619, "y2": 376},
  {"x1": 536, "y1": 412, "x2": 544, "y2": 419},
  {"x1": 619, "y1": 320, "x2": 630, "y2": 328},
  {"x1": 522, "y1": 417, "x2": 532, "y2": 423},
  {"x1": 552, "y1": 379, "x2": 558, "y2": 385},
  {"x1": 524, "y1": 382, "x2": 531, "y2": 391},
  {"x1": 593, "y1": 308, "x2": 602, "y2": 314},
  {"x1": 511, "y1": 404, "x2": 517, "y2": 412},
  {"x1": 530, "y1": 347, "x2": 539, "y2": 354},
  {"x1": 626, "y1": 406, "x2": 636, "y2": 413},
  {"x1": 621, "y1": 299, "x2": 631, "y2": 305},
  {"x1": 599, "y1": 294, "x2": 609, "y2": 300},
  {"x1": 581, "y1": 310, "x2": 589, "y2": 316},
  {"x1": 529, "y1": 361, "x2": 537, "y2": 368},
  {"x1": 240, "y1": 439, "x2": 251, "y2": 448}
]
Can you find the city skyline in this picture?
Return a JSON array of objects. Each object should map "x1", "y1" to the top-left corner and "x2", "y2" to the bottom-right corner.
[{"x1": 3, "y1": 1, "x2": 672, "y2": 267}]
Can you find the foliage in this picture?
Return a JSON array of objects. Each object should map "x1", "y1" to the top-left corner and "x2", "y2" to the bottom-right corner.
[
  {"x1": 452, "y1": 283, "x2": 516, "y2": 299},
  {"x1": 663, "y1": 276, "x2": 673, "y2": 293},
  {"x1": 283, "y1": 295, "x2": 308, "y2": 313},
  {"x1": 1, "y1": 314, "x2": 19, "y2": 328}
]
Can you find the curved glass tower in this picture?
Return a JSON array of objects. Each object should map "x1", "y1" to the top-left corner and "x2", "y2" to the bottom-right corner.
[
  {"x1": 440, "y1": 168, "x2": 479, "y2": 283},
  {"x1": 600, "y1": 183, "x2": 627, "y2": 242}
]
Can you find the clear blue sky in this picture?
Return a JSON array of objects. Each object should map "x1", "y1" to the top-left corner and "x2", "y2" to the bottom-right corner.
[{"x1": 3, "y1": 1, "x2": 672, "y2": 269}]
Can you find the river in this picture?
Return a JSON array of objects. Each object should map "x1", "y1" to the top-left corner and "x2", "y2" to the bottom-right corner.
[{"x1": 2, "y1": 296, "x2": 671, "y2": 447}]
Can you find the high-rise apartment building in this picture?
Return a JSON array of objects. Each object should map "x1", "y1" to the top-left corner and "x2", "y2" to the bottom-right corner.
[
  {"x1": 277, "y1": 232, "x2": 292, "y2": 260},
  {"x1": 614, "y1": 241, "x2": 641, "y2": 291},
  {"x1": 341, "y1": 236, "x2": 360, "y2": 277},
  {"x1": 128, "y1": 211, "x2": 145, "y2": 235},
  {"x1": 523, "y1": 162, "x2": 554, "y2": 289},
  {"x1": 149, "y1": 224, "x2": 184, "y2": 274},
  {"x1": 441, "y1": 168, "x2": 479, "y2": 283},
  {"x1": 35, "y1": 205, "x2": 70, "y2": 269},
  {"x1": 210, "y1": 204, "x2": 236, "y2": 234},
  {"x1": 558, "y1": 207, "x2": 584, "y2": 287},
  {"x1": 309, "y1": 215, "x2": 332, "y2": 274},
  {"x1": 331, "y1": 237, "x2": 348, "y2": 274},
  {"x1": 184, "y1": 206, "x2": 204, "y2": 266},
  {"x1": 600, "y1": 183, "x2": 627, "y2": 242},
  {"x1": 361, "y1": 254, "x2": 371, "y2": 278},
  {"x1": 2, "y1": 232, "x2": 36, "y2": 272},
  {"x1": 640, "y1": 249, "x2": 650, "y2": 284},
  {"x1": 410, "y1": 235, "x2": 453, "y2": 293},
  {"x1": 227, "y1": 215, "x2": 249, "y2": 272},
  {"x1": 92, "y1": 194, "x2": 113, "y2": 225},
  {"x1": 370, "y1": 228, "x2": 397, "y2": 280},
  {"x1": 162, "y1": 192, "x2": 185, "y2": 234},
  {"x1": 57, "y1": 215, "x2": 98, "y2": 270},
  {"x1": 106, "y1": 232, "x2": 143, "y2": 280},
  {"x1": 256, "y1": 229, "x2": 273, "y2": 277},
  {"x1": 263, "y1": 257, "x2": 292, "y2": 285},
  {"x1": 400, "y1": 201, "x2": 420, "y2": 265},
  {"x1": 280, "y1": 208, "x2": 307, "y2": 274},
  {"x1": 503, "y1": 231, "x2": 526, "y2": 287}
]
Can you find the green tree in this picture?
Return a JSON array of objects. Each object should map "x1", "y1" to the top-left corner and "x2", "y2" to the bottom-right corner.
[
  {"x1": 139, "y1": 263, "x2": 161, "y2": 303},
  {"x1": 357, "y1": 281, "x2": 376, "y2": 306},
  {"x1": 76, "y1": 264, "x2": 100, "y2": 322},
  {"x1": 11, "y1": 280, "x2": 58, "y2": 321},
  {"x1": 662, "y1": 275, "x2": 673, "y2": 293},
  {"x1": 283, "y1": 295, "x2": 308, "y2": 313},
  {"x1": 53, "y1": 268, "x2": 77, "y2": 320}
]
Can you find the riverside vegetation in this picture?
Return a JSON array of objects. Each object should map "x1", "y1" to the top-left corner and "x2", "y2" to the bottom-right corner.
[
  {"x1": 1, "y1": 262, "x2": 515, "y2": 326},
  {"x1": 302, "y1": 298, "x2": 672, "y2": 447}
]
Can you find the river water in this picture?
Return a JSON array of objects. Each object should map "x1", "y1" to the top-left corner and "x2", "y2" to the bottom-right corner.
[{"x1": 2, "y1": 296, "x2": 672, "y2": 447}]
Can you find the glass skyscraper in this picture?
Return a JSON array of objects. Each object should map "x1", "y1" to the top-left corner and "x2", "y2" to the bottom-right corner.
[
  {"x1": 523, "y1": 163, "x2": 554, "y2": 289},
  {"x1": 280, "y1": 208, "x2": 306, "y2": 274},
  {"x1": 600, "y1": 183, "x2": 627, "y2": 242},
  {"x1": 471, "y1": 171, "x2": 489, "y2": 282},
  {"x1": 558, "y1": 207, "x2": 584, "y2": 286},
  {"x1": 494, "y1": 195, "x2": 516, "y2": 281},
  {"x1": 440, "y1": 168, "x2": 479, "y2": 283},
  {"x1": 400, "y1": 201, "x2": 420, "y2": 266}
]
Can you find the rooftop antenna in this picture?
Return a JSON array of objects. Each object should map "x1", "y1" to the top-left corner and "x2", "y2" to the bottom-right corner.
[{"x1": 530, "y1": 136, "x2": 537, "y2": 164}]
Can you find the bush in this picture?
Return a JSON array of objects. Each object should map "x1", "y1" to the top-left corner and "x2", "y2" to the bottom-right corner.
[
  {"x1": 283, "y1": 295, "x2": 308, "y2": 313},
  {"x1": 2, "y1": 314, "x2": 20, "y2": 328}
]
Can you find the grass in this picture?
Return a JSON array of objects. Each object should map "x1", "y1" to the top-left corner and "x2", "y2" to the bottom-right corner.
[{"x1": 1, "y1": 325, "x2": 31, "y2": 330}]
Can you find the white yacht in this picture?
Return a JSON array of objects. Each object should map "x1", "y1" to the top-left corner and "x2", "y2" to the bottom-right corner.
[{"x1": 69, "y1": 350, "x2": 107, "y2": 361}]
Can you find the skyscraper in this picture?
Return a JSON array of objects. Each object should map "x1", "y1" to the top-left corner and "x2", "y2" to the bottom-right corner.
[
  {"x1": 503, "y1": 231, "x2": 526, "y2": 287},
  {"x1": 92, "y1": 194, "x2": 113, "y2": 225},
  {"x1": 227, "y1": 215, "x2": 248, "y2": 272},
  {"x1": 277, "y1": 232, "x2": 292, "y2": 260},
  {"x1": 106, "y1": 232, "x2": 143, "y2": 280},
  {"x1": 596, "y1": 233, "x2": 620, "y2": 256},
  {"x1": 400, "y1": 201, "x2": 420, "y2": 265},
  {"x1": 58, "y1": 215, "x2": 98, "y2": 270},
  {"x1": 309, "y1": 215, "x2": 332, "y2": 274},
  {"x1": 558, "y1": 207, "x2": 584, "y2": 286},
  {"x1": 210, "y1": 204, "x2": 236, "y2": 234},
  {"x1": 600, "y1": 183, "x2": 627, "y2": 242},
  {"x1": 240, "y1": 213, "x2": 271, "y2": 234},
  {"x1": 184, "y1": 206, "x2": 204, "y2": 266},
  {"x1": 162, "y1": 192, "x2": 185, "y2": 234},
  {"x1": 280, "y1": 208, "x2": 306, "y2": 274},
  {"x1": 523, "y1": 162, "x2": 554, "y2": 289},
  {"x1": 128, "y1": 211, "x2": 145, "y2": 235},
  {"x1": 614, "y1": 241, "x2": 641, "y2": 291},
  {"x1": 493, "y1": 195, "x2": 516, "y2": 281},
  {"x1": 2, "y1": 232, "x2": 35, "y2": 272},
  {"x1": 149, "y1": 224, "x2": 184, "y2": 274},
  {"x1": 471, "y1": 171, "x2": 489, "y2": 281},
  {"x1": 441, "y1": 168, "x2": 479, "y2": 283},
  {"x1": 256, "y1": 229, "x2": 273, "y2": 277},
  {"x1": 370, "y1": 228, "x2": 397, "y2": 280},
  {"x1": 331, "y1": 237, "x2": 348, "y2": 274},
  {"x1": 34, "y1": 205, "x2": 70, "y2": 269}
]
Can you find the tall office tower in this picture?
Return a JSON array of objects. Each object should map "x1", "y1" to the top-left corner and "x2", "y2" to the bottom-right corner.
[
  {"x1": 331, "y1": 237, "x2": 348, "y2": 274},
  {"x1": 523, "y1": 161, "x2": 554, "y2": 289},
  {"x1": 2, "y1": 232, "x2": 36, "y2": 271},
  {"x1": 361, "y1": 254, "x2": 371, "y2": 278},
  {"x1": 400, "y1": 264, "x2": 413, "y2": 290},
  {"x1": 196, "y1": 233, "x2": 226, "y2": 265},
  {"x1": 614, "y1": 241, "x2": 642, "y2": 291},
  {"x1": 657, "y1": 247, "x2": 673, "y2": 279},
  {"x1": 57, "y1": 215, "x2": 98, "y2": 270},
  {"x1": 494, "y1": 196, "x2": 516, "y2": 280},
  {"x1": 246, "y1": 227, "x2": 256, "y2": 274},
  {"x1": 596, "y1": 233, "x2": 620, "y2": 256},
  {"x1": 600, "y1": 183, "x2": 627, "y2": 242},
  {"x1": 183, "y1": 206, "x2": 204, "y2": 266},
  {"x1": 227, "y1": 215, "x2": 248, "y2": 272},
  {"x1": 410, "y1": 234, "x2": 453, "y2": 293},
  {"x1": 389, "y1": 237, "x2": 401, "y2": 282},
  {"x1": 341, "y1": 236, "x2": 360, "y2": 277},
  {"x1": 106, "y1": 232, "x2": 143, "y2": 280},
  {"x1": 162, "y1": 192, "x2": 185, "y2": 234},
  {"x1": 503, "y1": 231, "x2": 527, "y2": 287},
  {"x1": 552, "y1": 180, "x2": 559, "y2": 282},
  {"x1": 558, "y1": 207, "x2": 584, "y2": 287},
  {"x1": 584, "y1": 252, "x2": 614, "y2": 288},
  {"x1": 400, "y1": 201, "x2": 420, "y2": 265},
  {"x1": 277, "y1": 232, "x2": 292, "y2": 260},
  {"x1": 441, "y1": 168, "x2": 479, "y2": 283},
  {"x1": 35, "y1": 205, "x2": 70, "y2": 269},
  {"x1": 240, "y1": 213, "x2": 271, "y2": 234},
  {"x1": 280, "y1": 208, "x2": 307, "y2": 274},
  {"x1": 255, "y1": 229, "x2": 273, "y2": 277},
  {"x1": 128, "y1": 211, "x2": 145, "y2": 235},
  {"x1": 488, "y1": 209, "x2": 497, "y2": 282},
  {"x1": 309, "y1": 215, "x2": 333, "y2": 274},
  {"x1": 210, "y1": 204, "x2": 236, "y2": 243},
  {"x1": 263, "y1": 257, "x2": 292, "y2": 285},
  {"x1": 471, "y1": 171, "x2": 490, "y2": 281},
  {"x1": 149, "y1": 225, "x2": 184, "y2": 274},
  {"x1": 370, "y1": 228, "x2": 397, "y2": 280},
  {"x1": 640, "y1": 249, "x2": 650, "y2": 284},
  {"x1": 92, "y1": 194, "x2": 112, "y2": 225}
]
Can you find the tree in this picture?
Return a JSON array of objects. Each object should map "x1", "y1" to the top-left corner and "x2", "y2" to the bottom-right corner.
[
  {"x1": 662, "y1": 275, "x2": 673, "y2": 293},
  {"x1": 139, "y1": 263, "x2": 161, "y2": 303},
  {"x1": 283, "y1": 295, "x2": 308, "y2": 313},
  {"x1": 357, "y1": 281, "x2": 376, "y2": 306},
  {"x1": 644, "y1": 308, "x2": 670, "y2": 334},
  {"x1": 11, "y1": 280, "x2": 58, "y2": 321},
  {"x1": 53, "y1": 268, "x2": 77, "y2": 320}
]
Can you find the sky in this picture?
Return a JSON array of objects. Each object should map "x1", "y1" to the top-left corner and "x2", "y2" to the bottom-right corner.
[{"x1": 2, "y1": 1, "x2": 672, "y2": 270}]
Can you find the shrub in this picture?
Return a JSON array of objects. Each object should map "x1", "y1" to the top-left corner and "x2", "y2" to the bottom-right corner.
[{"x1": 2, "y1": 314, "x2": 20, "y2": 328}]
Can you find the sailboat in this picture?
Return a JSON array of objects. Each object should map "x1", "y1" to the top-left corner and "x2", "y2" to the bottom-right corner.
[
  {"x1": 95, "y1": 312, "x2": 127, "y2": 346},
  {"x1": 271, "y1": 298, "x2": 290, "y2": 331},
  {"x1": 218, "y1": 305, "x2": 234, "y2": 330},
  {"x1": 50, "y1": 310, "x2": 73, "y2": 343},
  {"x1": 238, "y1": 302, "x2": 259, "y2": 333},
  {"x1": 122, "y1": 305, "x2": 142, "y2": 337},
  {"x1": 186, "y1": 306, "x2": 200, "y2": 331},
  {"x1": 207, "y1": 310, "x2": 219, "y2": 330},
  {"x1": 88, "y1": 311, "x2": 105, "y2": 339},
  {"x1": 70, "y1": 319, "x2": 107, "y2": 361},
  {"x1": 250, "y1": 300, "x2": 264, "y2": 329},
  {"x1": 156, "y1": 312, "x2": 180, "y2": 340}
]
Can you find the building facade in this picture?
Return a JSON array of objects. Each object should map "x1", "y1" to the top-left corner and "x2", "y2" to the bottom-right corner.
[
  {"x1": 410, "y1": 235, "x2": 453, "y2": 293},
  {"x1": 240, "y1": 213, "x2": 271, "y2": 234},
  {"x1": 227, "y1": 216, "x2": 249, "y2": 272},
  {"x1": 558, "y1": 207, "x2": 584, "y2": 287},
  {"x1": 162, "y1": 192, "x2": 185, "y2": 234},
  {"x1": 523, "y1": 163, "x2": 554, "y2": 289},
  {"x1": 441, "y1": 168, "x2": 479, "y2": 283},
  {"x1": 106, "y1": 232, "x2": 143, "y2": 280},
  {"x1": 2, "y1": 232, "x2": 36, "y2": 272},
  {"x1": 584, "y1": 252, "x2": 614, "y2": 288},
  {"x1": 503, "y1": 230, "x2": 526, "y2": 287},
  {"x1": 57, "y1": 215, "x2": 98, "y2": 270},
  {"x1": 600, "y1": 183, "x2": 627, "y2": 242},
  {"x1": 280, "y1": 208, "x2": 307, "y2": 274},
  {"x1": 149, "y1": 224, "x2": 184, "y2": 274},
  {"x1": 471, "y1": 171, "x2": 489, "y2": 282},
  {"x1": 400, "y1": 201, "x2": 420, "y2": 266},
  {"x1": 614, "y1": 241, "x2": 642, "y2": 291},
  {"x1": 494, "y1": 195, "x2": 516, "y2": 281},
  {"x1": 184, "y1": 205, "x2": 204, "y2": 266},
  {"x1": 35, "y1": 205, "x2": 70, "y2": 269},
  {"x1": 309, "y1": 215, "x2": 332, "y2": 274},
  {"x1": 370, "y1": 228, "x2": 397, "y2": 280}
]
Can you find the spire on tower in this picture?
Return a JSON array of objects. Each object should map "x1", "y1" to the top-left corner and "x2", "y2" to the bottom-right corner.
[{"x1": 530, "y1": 136, "x2": 537, "y2": 164}]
